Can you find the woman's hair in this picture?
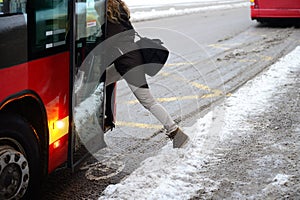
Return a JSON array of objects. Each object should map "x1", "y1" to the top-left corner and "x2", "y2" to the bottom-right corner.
[{"x1": 107, "y1": 0, "x2": 130, "y2": 23}]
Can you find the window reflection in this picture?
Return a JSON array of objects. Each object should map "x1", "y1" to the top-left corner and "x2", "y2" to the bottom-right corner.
[
  {"x1": 0, "y1": 0, "x2": 26, "y2": 14},
  {"x1": 34, "y1": 0, "x2": 68, "y2": 51}
]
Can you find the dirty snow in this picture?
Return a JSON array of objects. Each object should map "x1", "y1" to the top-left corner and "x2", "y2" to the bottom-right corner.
[{"x1": 98, "y1": 46, "x2": 300, "y2": 199}]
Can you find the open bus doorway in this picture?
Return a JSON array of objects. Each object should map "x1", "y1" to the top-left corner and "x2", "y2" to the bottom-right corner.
[{"x1": 69, "y1": 0, "x2": 117, "y2": 169}]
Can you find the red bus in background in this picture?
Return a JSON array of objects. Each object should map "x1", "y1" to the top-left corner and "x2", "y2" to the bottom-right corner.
[
  {"x1": 0, "y1": 0, "x2": 115, "y2": 199},
  {"x1": 250, "y1": 0, "x2": 300, "y2": 22}
]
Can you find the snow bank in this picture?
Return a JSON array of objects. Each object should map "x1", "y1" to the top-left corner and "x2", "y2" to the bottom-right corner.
[
  {"x1": 131, "y1": 2, "x2": 249, "y2": 22},
  {"x1": 99, "y1": 46, "x2": 300, "y2": 199},
  {"x1": 126, "y1": 0, "x2": 249, "y2": 22},
  {"x1": 126, "y1": 0, "x2": 245, "y2": 8}
]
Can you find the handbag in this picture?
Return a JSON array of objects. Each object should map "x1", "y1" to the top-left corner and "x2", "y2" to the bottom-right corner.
[{"x1": 135, "y1": 32, "x2": 169, "y2": 76}]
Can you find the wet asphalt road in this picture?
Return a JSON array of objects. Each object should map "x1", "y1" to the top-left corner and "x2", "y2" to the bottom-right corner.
[{"x1": 41, "y1": 5, "x2": 300, "y2": 200}]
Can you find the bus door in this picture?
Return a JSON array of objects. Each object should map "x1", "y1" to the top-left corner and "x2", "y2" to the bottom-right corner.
[{"x1": 68, "y1": 0, "x2": 116, "y2": 169}]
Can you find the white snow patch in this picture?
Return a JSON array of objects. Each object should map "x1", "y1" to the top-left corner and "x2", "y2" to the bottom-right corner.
[
  {"x1": 74, "y1": 82, "x2": 104, "y2": 142},
  {"x1": 98, "y1": 46, "x2": 300, "y2": 199},
  {"x1": 126, "y1": 0, "x2": 244, "y2": 8},
  {"x1": 131, "y1": 2, "x2": 249, "y2": 22},
  {"x1": 271, "y1": 174, "x2": 291, "y2": 186},
  {"x1": 74, "y1": 83, "x2": 104, "y2": 130},
  {"x1": 261, "y1": 174, "x2": 292, "y2": 195}
]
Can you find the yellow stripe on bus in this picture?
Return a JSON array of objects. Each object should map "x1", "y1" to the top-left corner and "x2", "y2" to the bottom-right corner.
[{"x1": 49, "y1": 116, "x2": 69, "y2": 144}]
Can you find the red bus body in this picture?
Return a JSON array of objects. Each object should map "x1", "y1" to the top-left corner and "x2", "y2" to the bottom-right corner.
[
  {"x1": 0, "y1": 0, "x2": 114, "y2": 198},
  {"x1": 251, "y1": 0, "x2": 300, "y2": 20},
  {"x1": 0, "y1": 53, "x2": 70, "y2": 173}
]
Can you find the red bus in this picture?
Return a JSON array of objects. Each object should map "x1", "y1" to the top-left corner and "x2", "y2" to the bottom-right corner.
[
  {"x1": 250, "y1": 0, "x2": 300, "y2": 22},
  {"x1": 0, "y1": 0, "x2": 115, "y2": 199}
]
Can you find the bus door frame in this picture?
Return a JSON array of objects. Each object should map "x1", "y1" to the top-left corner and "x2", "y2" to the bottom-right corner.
[{"x1": 67, "y1": 0, "x2": 115, "y2": 171}]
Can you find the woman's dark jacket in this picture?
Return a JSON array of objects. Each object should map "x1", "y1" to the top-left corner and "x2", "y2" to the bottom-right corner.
[{"x1": 103, "y1": 7, "x2": 144, "y2": 76}]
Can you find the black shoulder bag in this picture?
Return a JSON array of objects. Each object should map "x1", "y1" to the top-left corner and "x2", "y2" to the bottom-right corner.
[{"x1": 135, "y1": 32, "x2": 169, "y2": 77}]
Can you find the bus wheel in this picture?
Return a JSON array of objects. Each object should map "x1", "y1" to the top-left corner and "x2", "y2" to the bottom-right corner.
[
  {"x1": 0, "y1": 145, "x2": 29, "y2": 199},
  {"x1": 0, "y1": 113, "x2": 41, "y2": 200}
]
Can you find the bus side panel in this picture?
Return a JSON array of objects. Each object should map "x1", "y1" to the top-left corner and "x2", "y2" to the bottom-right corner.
[
  {"x1": 252, "y1": 8, "x2": 300, "y2": 19},
  {"x1": 48, "y1": 134, "x2": 69, "y2": 172},
  {"x1": 29, "y1": 52, "x2": 70, "y2": 173},
  {"x1": 263, "y1": 9, "x2": 299, "y2": 18},
  {"x1": 252, "y1": 0, "x2": 300, "y2": 19},
  {"x1": 0, "y1": 52, "x2": 70, "y2": 173},
  {"x1": 258, "y1": 0, "x2": 300, "y2": 9}
]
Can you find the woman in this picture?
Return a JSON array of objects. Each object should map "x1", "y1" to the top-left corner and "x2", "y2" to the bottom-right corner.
[{"x1": 103, "y1": 0, "x2": 188, "y2": 148}]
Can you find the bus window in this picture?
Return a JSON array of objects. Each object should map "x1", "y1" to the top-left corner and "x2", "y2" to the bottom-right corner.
[
  {"x1": 75, "y1": 0, "x2": 106, "y2": 96},
  {"x1": 76, "y1": 0, "x2": 105, "y2": 51},
  {"x1": 32, "y1": 0, "x2": 68, "y2": 56},
  {"x1": 0, "y1": 0, "x2": 27, "y2": 68}
]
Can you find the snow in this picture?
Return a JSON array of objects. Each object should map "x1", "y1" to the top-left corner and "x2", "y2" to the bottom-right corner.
[
  {"x1": 126, "y1": 0, "x2": 249, "y2": 22},
  {"x1": 98, "y1": 46, "x2": 300, "y2": 199},
  {"x1": 126, "y1": 0, "x2": 244, "y2": 8},
  {"x1": 74, "y1": 81, "x2": 104, "y2": 143},
  {"x1": 260, "y1": 174, "x2": 294, "y2": 197}
]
